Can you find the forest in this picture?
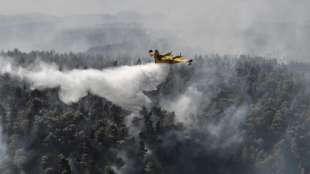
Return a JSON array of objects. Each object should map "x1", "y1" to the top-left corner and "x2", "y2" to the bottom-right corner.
[{"x1": 0, "y1": 49, "x2": 310, "y2": 174}]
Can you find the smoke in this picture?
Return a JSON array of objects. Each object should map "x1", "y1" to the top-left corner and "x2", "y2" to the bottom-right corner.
[
  {"x1": 161, "y1": 86, "x2": 203, "y2": 126},
  {"x1": 163, "y1": 86, "x2": 249, "y2": 148},
  {"x1": 0, "y1": 57, "x2": 169, "y2": 111},
  {"x1": 1, "y1": 0, "x2": 310, "y2": 60},
  {"x1": 206, "y1": 104, "x2": 249, "y2": 148},
  {"x1": 158, "y1": 58, "x2": 251, "y2": 149}
]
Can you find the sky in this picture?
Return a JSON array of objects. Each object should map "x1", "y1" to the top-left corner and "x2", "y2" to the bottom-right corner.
[
  {"x1": 0, "y1": 0, "x2": 310, "y2": 59},
  {"x1": 0, "y1": 0, "x2": 308, "y2": 18}
]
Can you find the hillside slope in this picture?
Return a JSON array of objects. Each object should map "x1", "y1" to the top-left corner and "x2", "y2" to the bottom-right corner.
[{"x1": 0, "y1": 51, "x2": 310, "y2": 174}]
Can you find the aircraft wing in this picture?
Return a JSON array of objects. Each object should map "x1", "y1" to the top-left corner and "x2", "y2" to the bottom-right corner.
[{"x1": 162, "y1": 52, "x2": 173, "y2": 57}]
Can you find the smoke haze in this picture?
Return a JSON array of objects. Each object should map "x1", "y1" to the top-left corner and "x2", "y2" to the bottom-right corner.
[
  {"x1": 0, "y1": 0, "x2": 310, "y2": 60},
  {"x1": 2, "y1": 1, "x2": 310, "y2": 59},
  {"x1": 0, "y1": 1, "x2": 309, "y2": 173}
]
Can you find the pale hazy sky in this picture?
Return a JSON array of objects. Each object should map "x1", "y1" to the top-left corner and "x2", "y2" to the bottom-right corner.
[
  {"x1": 0, "y1": 0, "x2": 310, "y2": 59},
  {"x1": 0, "y1": 0, "x2": 307, "y2": 17},
  {"x1": 0, "y1": 0, "x2": 185, "y2": 15}
]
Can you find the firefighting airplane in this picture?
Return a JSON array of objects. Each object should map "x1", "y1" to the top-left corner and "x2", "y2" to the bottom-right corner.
[{"x1": 148, "y1": 50, "x2": 193, "y2": 65}]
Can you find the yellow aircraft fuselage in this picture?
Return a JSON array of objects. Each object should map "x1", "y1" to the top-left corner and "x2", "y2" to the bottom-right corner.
[{"x1": 154, "y1": 55, "x2": 192, "y2": 65}]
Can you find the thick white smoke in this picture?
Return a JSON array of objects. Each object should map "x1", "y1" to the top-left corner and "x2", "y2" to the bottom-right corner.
[
  {"x1": 0, "y1": 57, "x2": 169, "y2": 111},
  {"x1": 161, "y1": 86, "x2": 203, "y2": 126}
]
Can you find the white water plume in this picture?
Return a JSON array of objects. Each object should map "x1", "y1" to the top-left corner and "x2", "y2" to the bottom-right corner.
[{"x1": 0, "y1": 57, "x2": 169, "y2": 111}]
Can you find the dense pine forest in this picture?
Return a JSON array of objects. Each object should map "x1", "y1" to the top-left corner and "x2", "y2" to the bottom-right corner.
[{"x1": 0, "y1": 50, "x2": 309, "y2": 174}]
